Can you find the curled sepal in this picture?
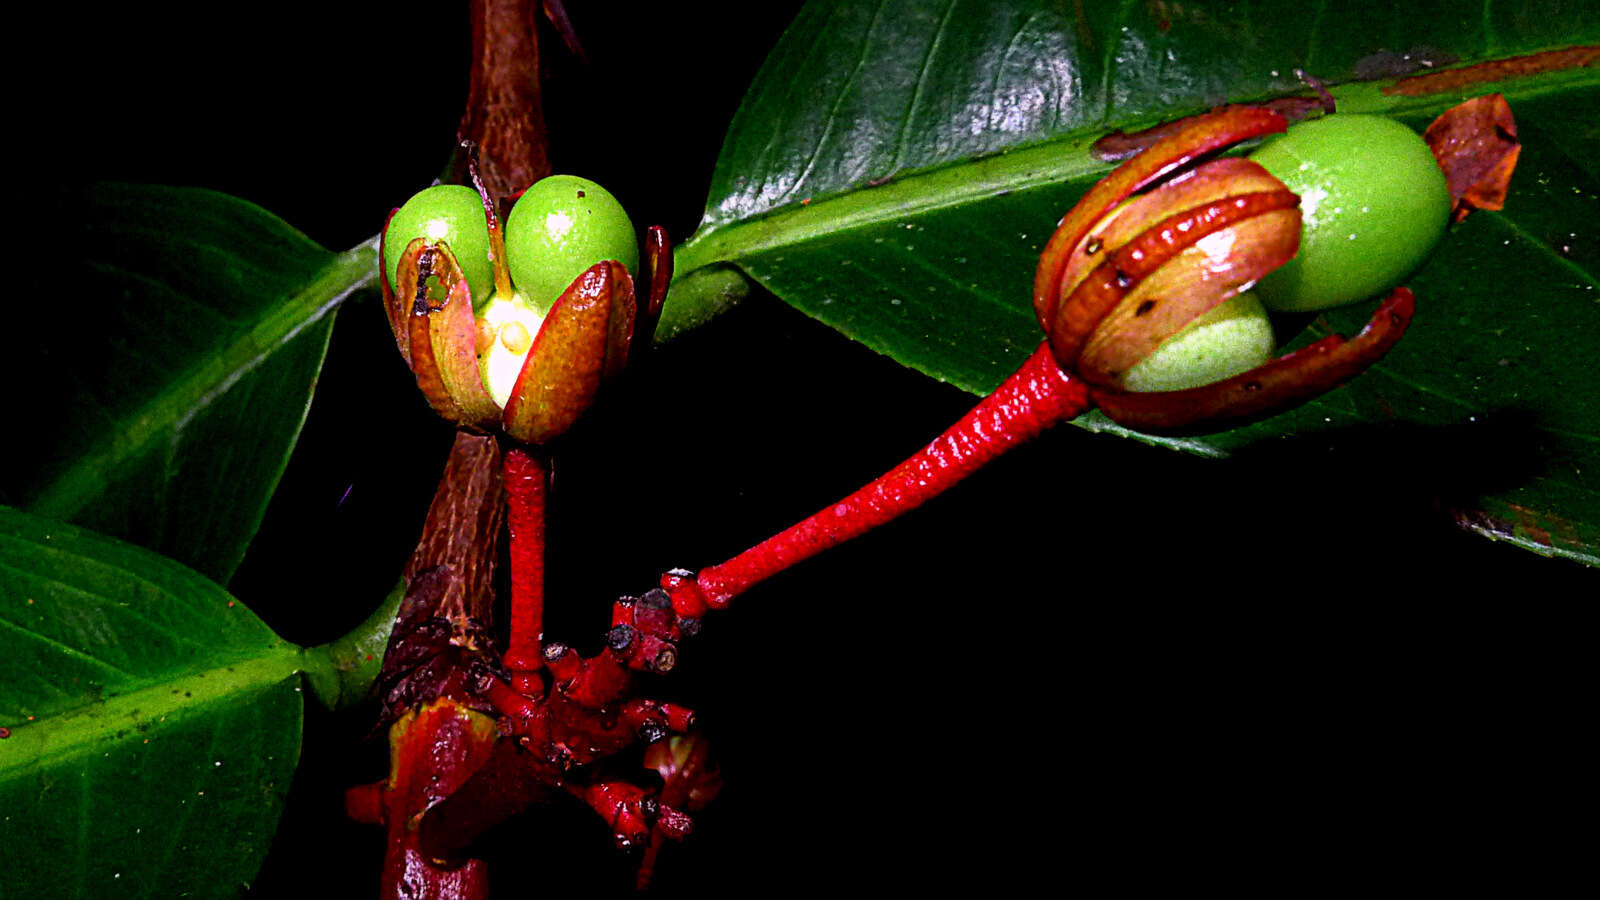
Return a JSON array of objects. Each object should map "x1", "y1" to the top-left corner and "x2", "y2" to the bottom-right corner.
[
  {"x1": 400, "y1": 242, "x2": 501, "y2": 428},
  {"x1": 397, "y1": 241, "x2": 465, "y2": 421},
  {"x1": 502, "y1": 260, "x2": 637, "y2": 444},
  {"x1": 1061, "y1": 157, "x2": 1301, "y2": 386},
  {"x1": 635, "y1": 225, "x2": 673, "y2": 347},
  {"x1": 1034, "y1": 105, "x2": 1290, "y2": 367},
  {"x1": 1091, "y1": 287, "x2": 1415, "y2": 433},
  {"x1": 643, "y1": 226, "x2": 673, "y2": 320}
]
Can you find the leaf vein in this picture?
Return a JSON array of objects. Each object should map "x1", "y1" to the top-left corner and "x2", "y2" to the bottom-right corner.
[
  {"x1": 28, "y1": 242, "x2": 373, "y2": 522},
  {"x1": 778, "y1": 0, "x2": 891, "y2": 207},
  {"x1": 892, "y1": 0, "x2": 958, "y2": 173},
  {"x1": 0, "y1": 614, "x2": 139, "y2": 679}
]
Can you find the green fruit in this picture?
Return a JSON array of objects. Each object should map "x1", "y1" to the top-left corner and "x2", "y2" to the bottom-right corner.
[
  {"x1": 1250, "y1": 114, "x2": 1450, "y2": 313},
  {"x1": 505, "y1": 175, "x2": 638, "y2": 313},
  {"x1": 1123, "y1": 292, "x2": 1276, "y2": 393},
  {"x1": 384, "y1": 185, "x2": 495, "y2": 308}
]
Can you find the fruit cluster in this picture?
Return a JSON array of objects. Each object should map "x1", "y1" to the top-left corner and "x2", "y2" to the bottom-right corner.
[
  {"x1": 384, "y1": 175, "x2": 640, "y2": 408},
  {"x1": 379, "y1": 166, "x2": 668, "y2": 446},
  {"x1": 1118, "y1": 114, "x2": 1451, "y2": 393}
]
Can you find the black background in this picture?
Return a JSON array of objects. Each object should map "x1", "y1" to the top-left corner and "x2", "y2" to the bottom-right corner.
[{"x1": 21, "y1": 1, "x2": 1591, "y2": 895}]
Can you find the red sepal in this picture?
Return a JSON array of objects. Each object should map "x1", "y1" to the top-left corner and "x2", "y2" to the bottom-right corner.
[
  {"x1": 1091, "y1": 287, "x2": 1415, "y2": 433},
  {"x1": 502, "y1": 260, "x2": 636, "y2": 443},
  {"x1": 1034, "y1": 106, "x2": 1289, "y2": 356}
]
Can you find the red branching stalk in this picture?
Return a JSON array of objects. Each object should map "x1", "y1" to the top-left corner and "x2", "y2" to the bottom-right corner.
[
  {"x1": 503, "y1": 448, "x2": 548, "y2": 692},
  {"x1": 645, "y1": 105, "x2": 1425, "y2": 637},
  {"x1": 358, "y1": 1, "x2": 710, "y2": 893},
  {"x1": 359, "y1": 434, "x2": 706, "y2": 891},
  {"x1": 665, "y1": 343, "x2": 1091, "y2": 615}
]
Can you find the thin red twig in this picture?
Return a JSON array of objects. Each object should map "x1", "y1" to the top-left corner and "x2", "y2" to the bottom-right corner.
[{"x1": 667, "y1": 342, "x2": 1091, "y2": 615}]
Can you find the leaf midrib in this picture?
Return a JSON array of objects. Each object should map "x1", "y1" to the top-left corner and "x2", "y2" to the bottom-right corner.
[
  {"x1": 677, "y1": 60, "x2": 1600, "y2": 279},
  {"x1": 678, "y1": 130, "x2": 1110, "y2": 275},
  {"x1": 0, "y1": 651, "x2": 302, "y2": 776},
  {"x1": 27, "y1": 241, "x2": 378, "y2": 521}
]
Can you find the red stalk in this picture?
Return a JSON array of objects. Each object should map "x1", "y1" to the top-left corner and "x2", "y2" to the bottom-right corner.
[
  {"x1": 504, "y1": 448, "x2": 548, "y2": 692},
  {"x1": 669, "y1": 342, "x2": 1090, "y2": 613}
]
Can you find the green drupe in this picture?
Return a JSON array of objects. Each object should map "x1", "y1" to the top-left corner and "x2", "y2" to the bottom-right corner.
[
  {"x1": 505, "y1": 175, "x2": 639, "y2": 313},
  {"x1": 1123, "y1": 292, "x2": 1276, "y2": 393},
  {"x1": 1250, "y1": 114, "x2": 1450, "y2": 313},
  {"x1": 383, "y1": 185, "x2": 496, "y2": 309}
]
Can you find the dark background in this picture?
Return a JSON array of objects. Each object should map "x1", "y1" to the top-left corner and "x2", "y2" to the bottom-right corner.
[{"x1": 22, "y1": 1, "x2": 1590, "y2": 894}]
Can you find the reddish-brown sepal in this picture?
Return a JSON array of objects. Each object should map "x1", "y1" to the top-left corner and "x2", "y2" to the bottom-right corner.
[
  {"x1": 502, "y1": 260, "x2": 637, "y2": 443},
  {"x1": 1057, "y1": 156, "x2": 1301, "y2": 386},
  {"x1": 1091, "y1": 287, "x2": 1415, "y2": 432},
  {"x1": 1034, "y1": 105, "x2": 1290, "y2": 353}
]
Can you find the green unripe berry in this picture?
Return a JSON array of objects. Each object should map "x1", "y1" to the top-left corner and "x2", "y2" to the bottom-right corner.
[
  {"x1": 384, "y1": 185, "x2": 496, "y2": 308},
  {"x1": 505, "y1": 175, "x2": 638, "y2": 314},
  {"x1": 1123, "y1": 292, "x2": 1276, "y2": 393},
  {"x1": 1250, "y1": 114, "x2": 1450, "y2": 313}
]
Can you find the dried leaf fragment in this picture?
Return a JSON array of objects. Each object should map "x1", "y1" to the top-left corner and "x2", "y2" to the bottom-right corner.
[{"x1": 1425, "y1": 93, "x2": 1520, "y2": 223}]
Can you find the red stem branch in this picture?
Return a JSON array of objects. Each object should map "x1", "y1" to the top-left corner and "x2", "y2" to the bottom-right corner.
[
  {"x1": 504, "y1": 447, "x2": 548, "y2": 692},
  {"x1": 670, "y1": 342, "x2": 1090, "y2": 614}
]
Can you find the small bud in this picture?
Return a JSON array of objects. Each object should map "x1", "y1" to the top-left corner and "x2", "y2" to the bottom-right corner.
[
  {"x1": 652, "y1": 647, "x2": 677, "y2": 674},
  {"x1": 607, "y1": 625, "x2": 636, "y2": 652}
]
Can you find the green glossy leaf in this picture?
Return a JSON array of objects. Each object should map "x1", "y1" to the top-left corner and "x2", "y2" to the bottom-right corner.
[
  {"x1": 5, "y1": 184, "x2": 378, "y2": 586},
  {"x1": 664, "y1": 0, "x2": 1600, "y2": 565},
  {"x1": 0, "y1": 505, "x2": 304, "y2": 897}
]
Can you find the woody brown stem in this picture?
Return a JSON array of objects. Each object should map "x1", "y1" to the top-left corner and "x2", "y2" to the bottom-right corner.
[
  {"x1": 458, "y1": 0, "x2": 551, "y2": 202},
  {"x1": 363, "y1": 433, "x2": 506, "y2": 900}
]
